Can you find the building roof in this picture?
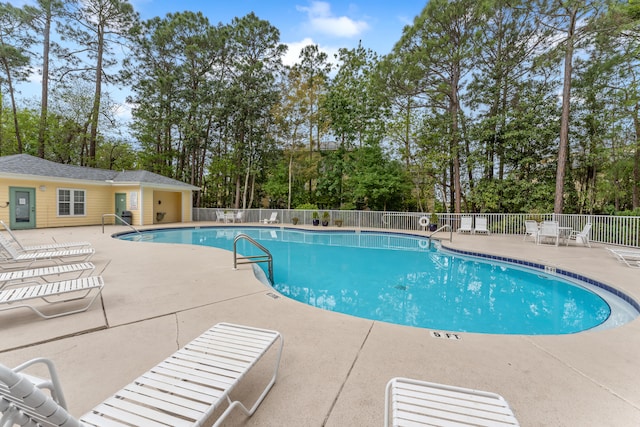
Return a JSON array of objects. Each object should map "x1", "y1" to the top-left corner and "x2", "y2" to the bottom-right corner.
[{"x1": 0, "y1": 154, "x2": 200, "y2": 190}]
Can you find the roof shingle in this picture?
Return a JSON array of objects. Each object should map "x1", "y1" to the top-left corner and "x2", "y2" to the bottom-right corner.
[{"x1": 0, "y1": 154, "x2": 199, "y2": 190}]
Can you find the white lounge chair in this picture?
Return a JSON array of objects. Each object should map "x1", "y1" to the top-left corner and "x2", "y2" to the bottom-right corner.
[
  {"x1": 474, "y1": 217, "x2": 491, "y2": 235},
  {"x1": 0, "y1": 276, "x2": 104, "y2": 319},
  {"x1": 235, "y1": 211, "x2": 245, "y2": 223},
  {"x1": 385, "y1": 377, "x2": 519, "y2": 427},
  {"x1": 457, "y1": 217, "x2": 473, "y2": 234},
  {"x1": 605, "y1": 247, "x2": 640, "y2": 268},
  {"x1": 0, "y1": 233, "x2": 94, "y2": 268},
  {"x1": 0, "y1": 220, "x2": 91, "y2": 252},
  {"x1": 263, "y1": 212, "x2": 279, "y2": 224},
  {"x1": 523, "y1": 220, "x2": 539, "y2": 242},
  {"x1": 0, "y1": 262, "x2": 95, "y2": 289},
  {"x1": 216, "y1": 210, "x2": 226, "y2": 223},
  {"x1": 537, "y1": 220, "x2": 559, "y2": 246},
  {"x1": 0, "y1": 322, "x2": 283, "y2": 427},
  {"x1": 568, "y1": 223, "x2": 592, "y2": 247}
]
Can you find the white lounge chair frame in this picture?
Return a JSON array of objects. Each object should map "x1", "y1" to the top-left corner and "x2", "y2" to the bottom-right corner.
[
  {"x1": 605, "y1": 247, "x2": 640, "y2": 268},
  {"x1": 0, "y1": 233, "x2": 94, "y2": 269},
  {"x1": 0, "y1": 262, "x2": 95, "y2": 289},
  {"x1": 474, "y1": 217, "x2": 491, "y2": 235},
  {"x1": 0, "y1": 322, "x2": 282, "y2": 427},
  {"x1": 0, "y1": 276, "x2": 104, "y2": 319},
  {"x1": 0, "y1": 220, "x2": 91, "y2": 252},
  {"x1": 457, "y1": 217, "x2": 473, "y2": 234},
  {"x1": 385, "y1": 377, "x2": 519, "y2": 427}
]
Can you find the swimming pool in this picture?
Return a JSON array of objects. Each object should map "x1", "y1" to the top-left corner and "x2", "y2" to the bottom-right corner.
[{"x1": 119, "y1": 227, "x2": 638, "y2": 335}]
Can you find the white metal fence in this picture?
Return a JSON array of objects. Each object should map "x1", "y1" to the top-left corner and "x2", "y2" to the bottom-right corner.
[{"x1": 193, "y1": 208, "x2": 640, "y2": 248}]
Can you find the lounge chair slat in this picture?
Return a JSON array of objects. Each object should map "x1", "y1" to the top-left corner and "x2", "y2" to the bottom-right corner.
[
  {"x1": 137, "y1": 374, "x2": 222, "y2": 403},
  {"x1": 151, "y1": 364, "x2": 236, "y2": 390},
  {"x1": 168, "y1": 352, "x2": 246, "y2": 376},
  {"x1": 78, "y1": 411, "x2": 132, "y2": 427},
  {"x1": 386, "y1": 377, "x2": 519, "y2": 427},
  {"x1": 394, "y1": 399, "x2": 518, "y2": 425},
  {"x1": 117, "y1": 387, "x2": 206, "y2": 421},
  {"x1": 90, "y1": 399, "x2": 185, "y2": 427},
  {"x1": 163, "y1": 358, "x2": 242, "y2": 384}
]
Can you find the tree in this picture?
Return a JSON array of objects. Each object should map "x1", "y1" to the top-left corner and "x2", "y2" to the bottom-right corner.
[
  {"x1": 225, "y1": 13, "x2": 287, "y2": 209},
  {"x1": 531, "y1": 0, "x2": 606, "y2": 213},
  {"x1": 26, "y1": 0, "x2": 68, "y2": 158},
  {"x1": 289, "y1": 45, "x2": 332, "y2": 202},
  {"x1": 60, "y1": 0, "x2": 138, "y2": 166},
  {"x1": 0, "y1": 3, "x2": 33, "y2": 153},
  {"x1": 322, "y1": 42, "x2": 386, "y2": 207},
  {"x1": 348, "y1": 144, "x2": 413, "y2": 211},
  {"x1": 393, "y1": 0, "x2": 485, "y2": 213}
]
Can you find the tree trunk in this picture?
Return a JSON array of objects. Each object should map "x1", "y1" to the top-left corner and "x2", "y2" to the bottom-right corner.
[
  {"x1": 633, "y1": 103, "x2": 640, "y2": 209},
  {"x1": 2, "y1": 60, "x2": 23, "y2": 153},
  {"x1": 38, "y1": 2, "x2": 52, "y2": 159},
  {"x1": 88, "y1": 22, "x2": 105, "y2": 167},
  {"x1": 554, "y1": 9, "x2": 577, "y2": 214}
]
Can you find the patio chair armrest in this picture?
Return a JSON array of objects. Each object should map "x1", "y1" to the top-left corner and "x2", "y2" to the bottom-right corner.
[{"x1": 13, "y1": 357, "x2": 68, "y2": 408}]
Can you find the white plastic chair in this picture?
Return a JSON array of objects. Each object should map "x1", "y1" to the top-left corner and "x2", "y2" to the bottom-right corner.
[
  {"x1": 474, "y1": 217, "x2": 490, "y2": 235},
  {"x1": 263, "y1": 212, "x2": 279, "y2": 224},
  {"x1": 457, "y1": 217, "x2": 473, "y2": 234},
  {"x1": 537, "y1": 221, "x2": 559, "y2": 246},
  {"x1": 569, "y1": 223, "x2": 592, "y2": 247},
  {"x1": 523, "y1": 220, "x2": 539, "y2": 242}
]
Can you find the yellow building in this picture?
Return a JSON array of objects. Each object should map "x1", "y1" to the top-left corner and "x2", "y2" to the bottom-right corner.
[{"x1": 0, "y1": 154, "x2": 200, "y2": 229}]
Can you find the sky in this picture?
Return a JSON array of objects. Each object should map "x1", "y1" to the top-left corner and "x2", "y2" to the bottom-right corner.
[{"x1": 130, "y1": 0, "x2": 428, "y2": 64}]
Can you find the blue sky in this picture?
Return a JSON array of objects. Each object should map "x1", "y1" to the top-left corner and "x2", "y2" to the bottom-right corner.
[{"x1": 131, "y1": 0, "x2": 427, "y2": 64}]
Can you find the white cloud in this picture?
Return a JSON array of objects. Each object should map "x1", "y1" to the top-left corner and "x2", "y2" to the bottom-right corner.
[
  {"x1": 283, "y1": 38, "x2": 339, "y2": 67},
  {"x1": 296, "y1": 1, "x2": 369, "y2": 38}
]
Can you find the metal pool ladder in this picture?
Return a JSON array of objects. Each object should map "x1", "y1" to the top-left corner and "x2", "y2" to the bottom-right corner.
[{"x1": 233, "y1": 233, "x2": 274, "y2": 284}]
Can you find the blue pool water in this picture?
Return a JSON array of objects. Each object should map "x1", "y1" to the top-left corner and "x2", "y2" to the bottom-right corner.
[{"x1": 120, "y1": 227, "x2": 617, "y2": 335}]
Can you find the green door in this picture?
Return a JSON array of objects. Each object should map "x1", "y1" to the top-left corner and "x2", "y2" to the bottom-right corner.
[
  {"x1": 9, "y1": 187, "x2": 36, "y2": 229},
  {"x1": 115, "y1": 193, "x2": 127, "y2": 225}
]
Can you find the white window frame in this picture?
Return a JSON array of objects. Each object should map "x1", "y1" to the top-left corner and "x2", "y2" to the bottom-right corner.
[{"x1": 57, "y1": 188, "x2": 86, "y2": 217}]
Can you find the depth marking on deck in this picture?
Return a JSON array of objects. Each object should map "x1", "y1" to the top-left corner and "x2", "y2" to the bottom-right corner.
[
  {"x1": 430, "y1": 331, "x2": 462, "y2": 340},
  {"x1": 266, "y1": 292, "x2": 280, "y2": 299}
]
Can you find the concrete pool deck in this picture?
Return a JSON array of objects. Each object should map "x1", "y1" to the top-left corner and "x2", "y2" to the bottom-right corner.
[{"x1": 0, "y1": 223, "x2": 639, "y2": 426}]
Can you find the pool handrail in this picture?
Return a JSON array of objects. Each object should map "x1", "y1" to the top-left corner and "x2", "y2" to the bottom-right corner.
[
  {"x1": 233, "y1": 233, "x2": 274, "y2": 284},
  {"x1": 428, "y1": 224, "x2": 452, "y2": 243},
  {"x1": 101, "y1": 213, "x2": 141, "y2": 234}
]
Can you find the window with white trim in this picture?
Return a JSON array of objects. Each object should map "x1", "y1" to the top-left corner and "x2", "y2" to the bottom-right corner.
[{"x1": 58, "y1": 189, "x2": 86, "y2": 216}]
